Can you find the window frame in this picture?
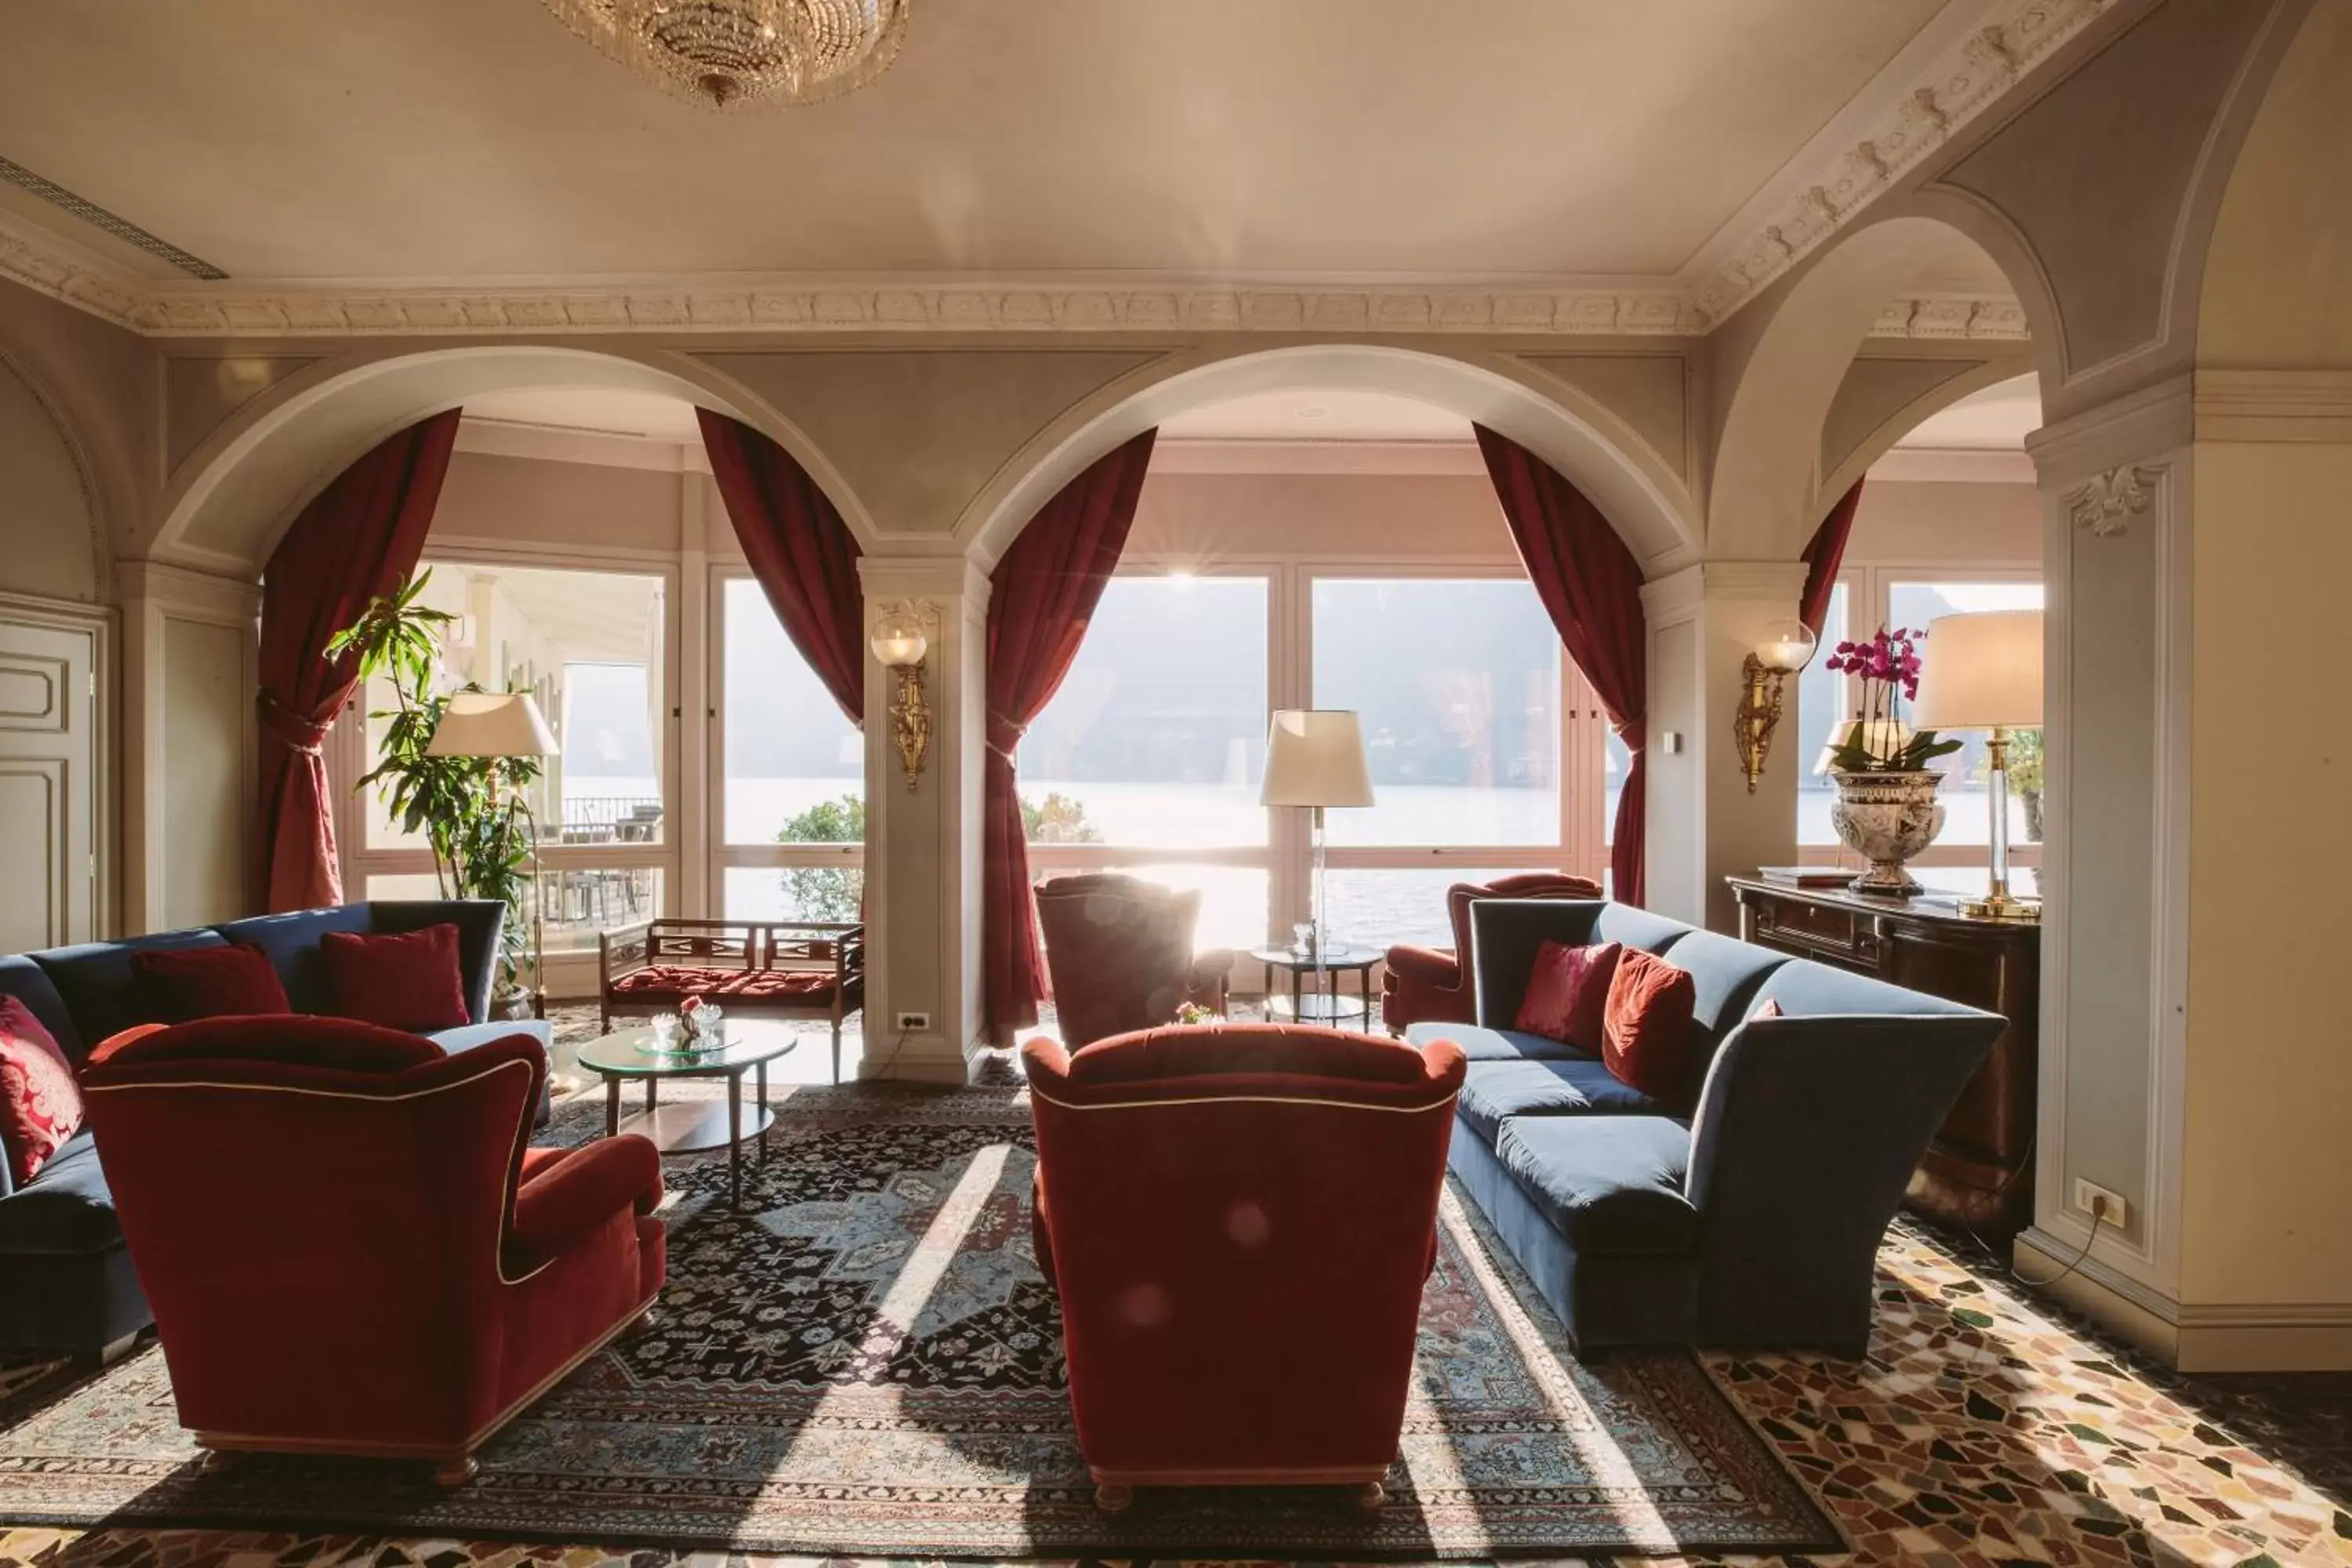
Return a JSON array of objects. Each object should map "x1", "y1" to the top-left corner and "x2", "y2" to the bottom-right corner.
[
  {"x1": 1801, "y1": 561, "x2": 2045, "y2": 873},
  {"x1": 1018, "y1": 555, "x2": 1611, "y2": 966},
  {"x1": 329, "y1": 540, "x2": 683, "y2": 987}
]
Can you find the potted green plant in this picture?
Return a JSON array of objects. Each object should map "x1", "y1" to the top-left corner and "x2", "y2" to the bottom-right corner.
[
  {"x1": 1822, "y1": 626, "x2": 1963, "y2": 895},
  {"x1": 327, "y1": 572, "x2": 543, "y2": 1011}
]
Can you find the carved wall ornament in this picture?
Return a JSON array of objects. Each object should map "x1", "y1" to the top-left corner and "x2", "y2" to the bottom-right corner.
[{"x1": 2064, "y1": 466, "x2": 2161, "y2": 537}]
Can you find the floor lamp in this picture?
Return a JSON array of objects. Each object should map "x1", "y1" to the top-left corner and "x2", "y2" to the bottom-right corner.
[
  {"x1": 1910, "y1": 609, "x2": 2044, "y2": 921},
  {"x1": 428, "y1": 692, "x2": 561, "y2": 1014},
  {"x1": 1261, "y1": 710, "x2": 1375, "y2": 1007}
]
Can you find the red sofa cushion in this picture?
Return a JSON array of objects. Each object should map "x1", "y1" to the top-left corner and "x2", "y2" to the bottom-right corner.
[
  {"x1": 1065, "y1": 1021, "x2": 1432, "y2": 1087},
  {"x1": 1515, "y1": 939, "x2": 1621, "y2": 1051},
  {"x1": 608, "y1": 965, "x2": 837, "y2": 1003},
  {"x1": 0, "y1": 995, "x2": 82, "y2": 1185},
  {"x1": 92, "y1": 1013, "x2": 445, "y2": 1074},
  {"x1": 131, "y1": 943, "x2": 292, "y2": 1021},
  {"x1": 1602, "y1": 948, "x2": 1697, "y2": 1101},
  {"x1": 321, "y1": 924, "x2": 471, "y2": 1032}
]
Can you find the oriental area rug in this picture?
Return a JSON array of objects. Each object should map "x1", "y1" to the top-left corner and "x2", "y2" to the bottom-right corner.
[{"x1": 0, "y1": 1084, "x2": 1839, "y2": 1559}]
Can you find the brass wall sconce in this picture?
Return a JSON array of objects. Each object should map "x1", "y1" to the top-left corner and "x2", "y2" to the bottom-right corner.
[
  {"x1": 1731, "y1": 619, "x2": 1818, "y2": 793},
  {"x1": 870, "y1": 601, "x2": 931, "y2": 791}
]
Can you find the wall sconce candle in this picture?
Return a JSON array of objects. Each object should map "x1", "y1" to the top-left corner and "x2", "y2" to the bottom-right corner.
[
  {"x1": 870, "y1": 601, "x2": 931, "y2": 791},
  {"x1": 1731, "y1": 618, "x2": 1817, "y2": 793}
]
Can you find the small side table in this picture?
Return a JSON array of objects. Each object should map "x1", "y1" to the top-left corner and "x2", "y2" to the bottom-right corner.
[
  {"x1": 575, "y1": 1021, "x2": 798, "y2": 1210},
  {"x1": 1247, "y1": 944, "x2": 1378, "y2": 1032}
]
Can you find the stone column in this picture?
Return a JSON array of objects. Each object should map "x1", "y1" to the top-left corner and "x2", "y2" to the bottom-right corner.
[
  {"x1": 2021, "y1": 369, "x2": 2352, "y2": 1370},
  {"x1": 115, "y1": 558, "x2": 261, "y2": 933},
  {"x1": 1639, "y1": 561, "x2": 1809, "y2": 932},
  {"x1": 855, "y1": 554, "x2": 989, "y2": 1083}
]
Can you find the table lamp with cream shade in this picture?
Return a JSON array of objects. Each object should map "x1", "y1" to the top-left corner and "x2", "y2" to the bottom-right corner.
[
  {"x1": 427, "y1": 692, "x2": 560, "y2": 1011},
  {"x1": 1907, "y1": 610, "x2": 2044, "y2": 921},
  {"x1": 1261, "y1": 710, "x2": 1374, "y2": 988}
]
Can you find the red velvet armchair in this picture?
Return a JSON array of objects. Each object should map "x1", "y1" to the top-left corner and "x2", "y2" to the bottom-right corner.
[
  {"x1": 1022, "y1": 1022, "x2": 1465, "y2": 1511},
  {"x1": 1033, "y1": 873, "x2": 1234, "y2": 1047},
  {"x1": 80, "y1": 1015, "x2": 665, "y2": 1486},
  {"x1": 1381, "y1": 871, "x2": 1602, "y2": 1033}
]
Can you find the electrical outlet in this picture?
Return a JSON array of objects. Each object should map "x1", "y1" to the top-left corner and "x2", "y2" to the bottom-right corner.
[
  {"x1": 2072, "y1": 1178, "x2": 2129, "y2": 1229},
  {"x1": 895, "y1": 1011, "x2": 931, "y2": 1033}
]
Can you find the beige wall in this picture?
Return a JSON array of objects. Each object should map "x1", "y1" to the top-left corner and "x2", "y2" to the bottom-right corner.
[
  {"x1": 0, "y1": 358, "x2": 100, "y2": 603},
  {"x1": 432, "y1": 448, "x2": 687, "y2": 557}
]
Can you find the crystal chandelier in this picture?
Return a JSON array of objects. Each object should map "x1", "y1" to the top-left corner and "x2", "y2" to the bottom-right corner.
[{"x1": 541, "y1": 0, "x2": 910, "y2": 110}]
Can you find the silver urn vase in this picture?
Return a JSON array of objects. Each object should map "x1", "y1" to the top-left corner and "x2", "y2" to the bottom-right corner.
[{"x1": 1828, "y1": 770, "x2": 1945, "y2": 895}]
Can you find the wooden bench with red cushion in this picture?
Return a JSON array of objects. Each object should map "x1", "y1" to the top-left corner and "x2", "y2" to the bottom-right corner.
[{"x1": 598, "y1": 918, "x2": 864, "y2": 1083}]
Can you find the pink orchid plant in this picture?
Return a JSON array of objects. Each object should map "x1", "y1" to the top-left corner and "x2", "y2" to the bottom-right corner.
[{"x1": 1822, "y1": 626, "x2": 1962, "y2": 773}]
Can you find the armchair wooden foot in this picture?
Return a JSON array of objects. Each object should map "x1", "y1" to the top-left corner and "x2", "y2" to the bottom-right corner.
[
  {"x1": 434, "y1": 1454, "x2": 480, "y2": 1488},
  {"x1": 1094, "y1": 1482, "x2": 1134, "y2": 1513},
  {"x1": 1353, "y1": 1480, "x2": 1388, "y2": 1510}
]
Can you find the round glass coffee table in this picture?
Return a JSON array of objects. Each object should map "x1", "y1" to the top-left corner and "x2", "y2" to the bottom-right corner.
[
  {"x1": 576, "y1": 1021, "x2": 797, "y2": 1210},
  {"x1": 1247, "y1": 943, "x2": 1379, "y2": 1031}
]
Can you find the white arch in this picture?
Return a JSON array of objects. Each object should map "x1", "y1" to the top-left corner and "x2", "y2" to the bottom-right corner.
[
  {"x1": 1711, "y1": 205, "x2": 2064, "y2": 561},
  {"x1": 955, "y1": 343, "x2": 1699, "y2": 574},
  {"x1": 151, "y1": 344, "x2": 876, "y2": 574}
]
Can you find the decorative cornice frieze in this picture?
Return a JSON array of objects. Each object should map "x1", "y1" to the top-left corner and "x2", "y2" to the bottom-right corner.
[
  {"x1": 2063, "y1": 464, "x2": 2160, "y2": 536},
  {"x1": 1685, "y1": 0, "x2": 2117, "y2": 327},
  {"x1": 0, "y1": 205, "x2": 2024, "y2": 345},
  {"x1": 1871, "y1": 294, "x2": 2031, "y2": 340}
]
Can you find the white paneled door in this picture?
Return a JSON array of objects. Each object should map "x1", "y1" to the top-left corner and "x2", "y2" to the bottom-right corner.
[{"x1": 0, "y1": 612, "x2": 99, "y2": 951}]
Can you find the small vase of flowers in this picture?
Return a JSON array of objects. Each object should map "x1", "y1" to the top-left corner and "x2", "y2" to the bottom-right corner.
[{"x1": 1822, "y1": 626, "x2": 1962, "y2": 895}]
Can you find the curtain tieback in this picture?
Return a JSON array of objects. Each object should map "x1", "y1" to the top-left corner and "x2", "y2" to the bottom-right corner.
[
  {"x1": 258, "y1": 692, "x2": 332, "y2": 756},
  {"x1": 985, "y1": 711, "x2": 1025, "y2": 764}
]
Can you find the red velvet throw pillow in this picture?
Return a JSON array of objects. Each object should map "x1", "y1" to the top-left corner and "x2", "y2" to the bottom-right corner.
[
  {"x1": 320, "y1": 924, "x2": 470, "y2": 1033},
  {"x1": 131, "y1": 943, "x2": 292, "y2": 1022},
  {"x1": 1514, "y1": 940, "x2": 1622, "y2": 1050},
  {"x1": 1601, "y1": 948, "x2": 1697, "y2": 1102},
  {"x1": 0, "y1": 995, "x2": 83, "y2": 1185}
]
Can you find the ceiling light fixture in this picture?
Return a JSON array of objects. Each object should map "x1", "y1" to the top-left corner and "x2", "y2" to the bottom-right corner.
[{"x1": 540, "y1": 0, "x2": 910, "y2": 110}]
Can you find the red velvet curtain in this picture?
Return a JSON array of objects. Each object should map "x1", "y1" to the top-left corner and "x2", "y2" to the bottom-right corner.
[
  {"x1": 1472, "y1": 426, "x2": 1650, "y2": 906},
  {"x1": 696, "y1": 409, "x2": 866, "y2": 725},
  {"x1": 256, "y1": 410, "x2": 461, "y2": 913},
  {"x1": 1799, "y1": 479, "x2": 1866, "y2": 637},
  {"x1": 982, "y1": 430, "x2": 1158, "y2": 1042}
]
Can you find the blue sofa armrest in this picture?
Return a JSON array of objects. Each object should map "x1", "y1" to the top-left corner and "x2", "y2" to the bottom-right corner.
[
  {"x1": 1468, "y1": 898, "x2": 1693, "y2": 1029},
  {"x1": 1682, "y1": 1003, "x2": 2002, "y2": 1346},
  {"x1": 369, "y1": 900, "x2": 507, "y2": 1023}
]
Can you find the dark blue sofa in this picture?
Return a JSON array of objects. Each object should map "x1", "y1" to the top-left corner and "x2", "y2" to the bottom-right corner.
[
  {"x1": 1409, "y1": 898, "x2": 2002, "y2": 1357},
  {"x1": 0, "y1": 899, "x2": 550, "y2": 1362}
]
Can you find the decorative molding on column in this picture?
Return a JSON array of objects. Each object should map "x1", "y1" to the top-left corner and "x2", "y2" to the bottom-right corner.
[
  {"x1": 2194, "y1": 368, "x2": 2352, "y2": 443},
  {"x1": 857, "y1": 555, "x2": 991, "y2": 605},
  {"x1": 2026, "y1": 372, "x2": 2193, "y2": 488},
  {"x1": 1640, "y1": 560, "x2": 1810, "y2": 626},
  {"x1": 1683, "y1": 0, "x2": 2122, "y2": 325},
  {"x1": 1869, "y1": 295, "x2": 2033, "y2": 341},
  {"x1": 2062, "y1": 465, "x2": 2159, "y2": 536},
  {"x1": 113, "y1": 558, "x2": 261, "y2": 619}
]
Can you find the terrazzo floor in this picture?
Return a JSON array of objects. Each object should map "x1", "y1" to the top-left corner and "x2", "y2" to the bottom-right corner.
[{"x1": 5, "y1": 1012, "x2": 2346, "y2": 1568}]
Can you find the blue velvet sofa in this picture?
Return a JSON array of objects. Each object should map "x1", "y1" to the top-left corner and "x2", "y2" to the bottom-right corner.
[
  {"x1": 0, "y1": 899, "x2": 550, "y2": 1362},
  {"x1": 1409, "y1": 898, "x2": 2002, "y2": 1357}
]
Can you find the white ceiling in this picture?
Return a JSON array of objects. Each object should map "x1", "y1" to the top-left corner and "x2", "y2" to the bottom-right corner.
[
  {"x1": 1892, "y1": 372, "x2": 2042, "y2": 451},
  {"x1": 0, "y1": 0, "x2": 1954, "y2": 284},
  {"x1": 464, "y1": 387, "x2": 707, "y2": 441}
]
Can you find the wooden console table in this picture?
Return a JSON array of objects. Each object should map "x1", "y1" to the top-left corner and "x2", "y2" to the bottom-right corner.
[{"x1": 1726, "y1": 877, "x2": 2039, "y2": 1237}]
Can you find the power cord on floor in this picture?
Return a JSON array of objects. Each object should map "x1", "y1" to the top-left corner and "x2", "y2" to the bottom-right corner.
[{"x1": 2011, "y1": 1192, "x2": 2108, "y2": 1288}]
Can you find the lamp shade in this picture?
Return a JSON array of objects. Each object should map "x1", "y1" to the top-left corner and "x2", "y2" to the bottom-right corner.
[
  {"x1": 426, "y1": 691, "x2": 558, "y2": 758},
  {"x1": 1260, "y1": 710, "x2": 1374, "y2": 808},
  {"x1": 1910, "y1": 610, "x2": 2044, "y2": 731}
]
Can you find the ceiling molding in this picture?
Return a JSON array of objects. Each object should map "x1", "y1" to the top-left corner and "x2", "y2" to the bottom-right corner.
[
  {"x1": 1680, "y1": 0, "x2": 2120, "y2": 326},
  {"x1": 0, "y1": 223, "x2": 2022, "y2": 349}
]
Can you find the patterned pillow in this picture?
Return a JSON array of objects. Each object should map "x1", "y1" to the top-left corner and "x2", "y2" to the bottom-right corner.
[{"x1": 0, "y1": 994, "x2": 84, "y2": 1185}]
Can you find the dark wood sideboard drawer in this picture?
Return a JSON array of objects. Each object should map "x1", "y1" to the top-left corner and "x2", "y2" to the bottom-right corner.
[{"x1": 1751, "y1": 895, "x2": 1878, "y2": 968}]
